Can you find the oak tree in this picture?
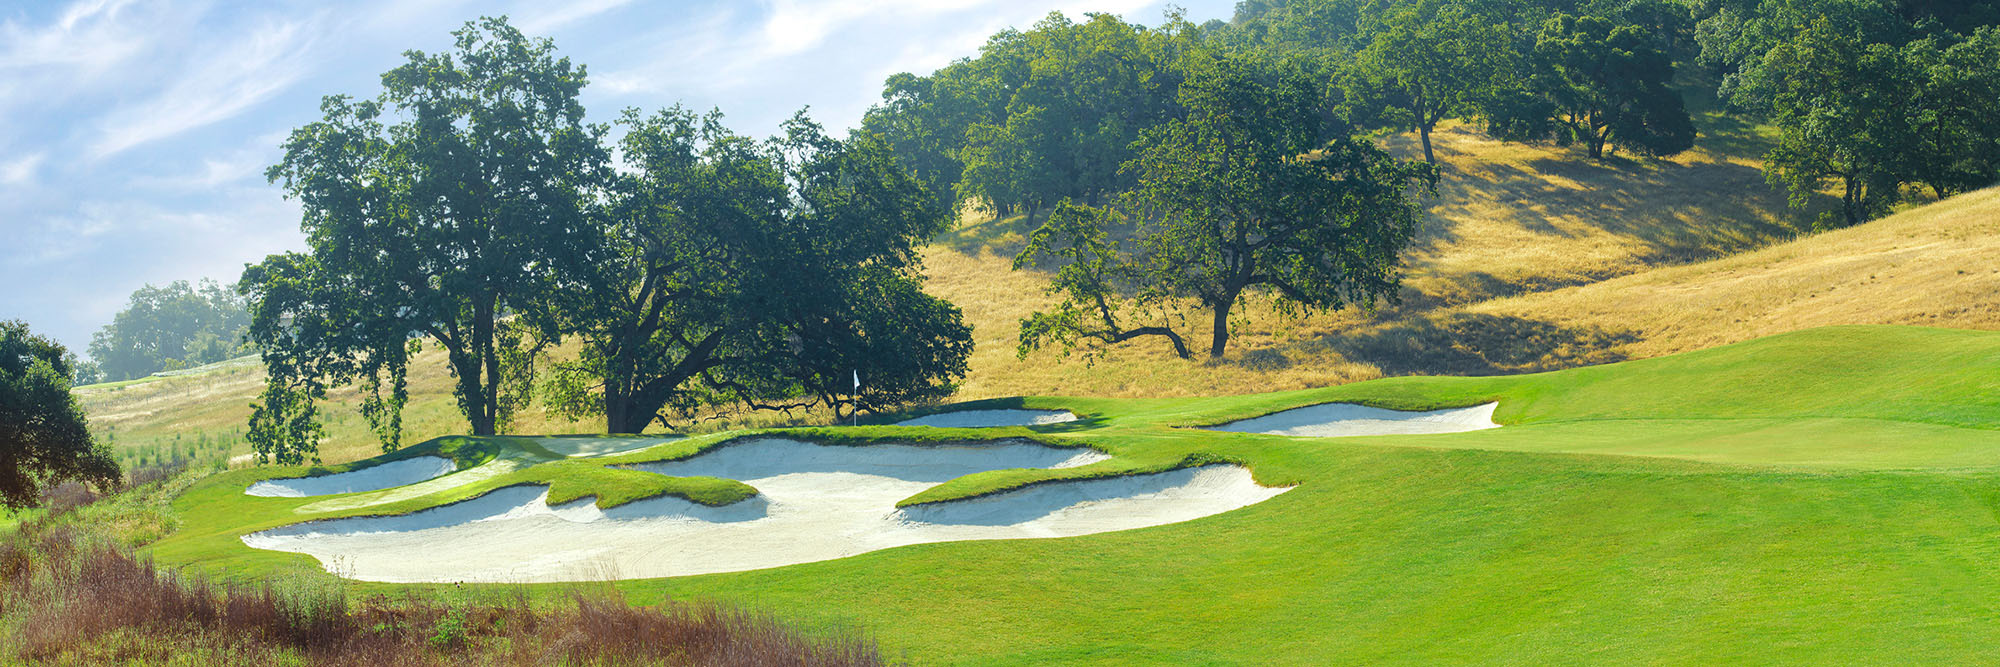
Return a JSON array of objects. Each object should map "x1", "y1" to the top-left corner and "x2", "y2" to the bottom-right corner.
[
  {"x1": 1021, "y1": 49, "x2": 1436, "y2": 359},
  {"x1": 243, "y1": 17, "x2": 605, "y2": 462},
  {"x1": 0, "y1": 320, "x2": 119, "y2": 509},
  {"x1": 546, "y1": 109, "x2": 972, "y2": 432}
]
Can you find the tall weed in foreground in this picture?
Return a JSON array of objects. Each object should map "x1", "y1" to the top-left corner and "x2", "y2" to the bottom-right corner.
[{"x1": 0, "y1": 520, "x2": 886, "y2": 665}]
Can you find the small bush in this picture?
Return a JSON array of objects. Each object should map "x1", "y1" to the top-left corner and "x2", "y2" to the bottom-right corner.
[
  {"x1": 126, "y1": 458, "x2": 191, "y2": 488},
  {"x1": 41, "y1": 482, "x2": 101, "y2": 516}
]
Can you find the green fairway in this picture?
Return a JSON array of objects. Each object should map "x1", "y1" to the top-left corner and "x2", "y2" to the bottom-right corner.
[{"x1": 148, "y1": 325, "x2": 2000, "y2": 663}]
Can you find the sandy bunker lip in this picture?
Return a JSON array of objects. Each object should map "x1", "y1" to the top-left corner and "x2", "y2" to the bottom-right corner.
[
  {"x1": 530, "y1": 435, "x2": 682, "y2": 458},
  {"x1": 895, "y1": 409, "x2": 1080, "y2": 428},
  {"x1": 245, "y1": 457, "x2": 458, "y2": 498},
  {"x1": 1207, "y1": 402, "x2": 1500, "y2": 438},
  {"x1": 241, "y1": 438, "x2": 1287, "y2": 583}
]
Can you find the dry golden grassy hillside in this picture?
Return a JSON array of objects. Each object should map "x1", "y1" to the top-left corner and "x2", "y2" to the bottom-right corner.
[
  {"x1": 74, "y1": 346, "x2": 598, "y2": 467},
  {"x1": 1472, "y1": 186, "x2": 2000, "y2": 357},
  {"x1": 931, "y1": 120, "x2": 1816, "y2": 400}
]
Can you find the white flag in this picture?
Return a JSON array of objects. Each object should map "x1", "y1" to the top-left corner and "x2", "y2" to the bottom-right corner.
[{"x1": 853, "y1": 369, "x2": 860, "y2": 392}]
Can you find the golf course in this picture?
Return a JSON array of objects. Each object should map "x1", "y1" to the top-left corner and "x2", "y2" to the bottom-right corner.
[
  {"x1": 6, "y1": 0, "x2": 2000, "y2": 663},
  {"x1": 123, "y1": 324, "x2": 2000, "y2": 663}
]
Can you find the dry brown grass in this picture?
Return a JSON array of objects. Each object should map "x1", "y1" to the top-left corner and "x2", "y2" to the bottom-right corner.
[
  {"x1": 1472, "y1": 185, "x2": 2000, "y2": 358},
  {"x1": 927, "y1": 121, "x2": 1811, "y2": 399},
  {"x1": 74, "y1": 344, "x2": 599, "y2": 466},
  {"x1": 1393, "y1": 123, "x2": 1801, "y2": 306}
]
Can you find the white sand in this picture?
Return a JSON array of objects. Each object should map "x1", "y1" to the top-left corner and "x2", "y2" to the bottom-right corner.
[
  {"x1": 242, "y1": 438, "x2": 1286, "y2": 583},
  {"x1": 895, "y1": 409, "x2": 1079, "y2": 428},
  {"x1": 294, "y1": 453, "x2": 536, "y2": 514},
  {"x1": 244, "y1": 457, "x2": 458, "y2": 498},
  {"x1": 531, "y1": 435, "x2": 681, "y2": 458},
  {"x1": 1208, "y1": 402, "x2": 1500, "y2": 438}
]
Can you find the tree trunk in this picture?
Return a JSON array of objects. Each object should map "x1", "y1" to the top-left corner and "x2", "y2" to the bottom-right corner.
[
  {"x1": 447, "y1": 346, "x2": 493, "y2": 436},
  {"x1": 601, "y1": 330, "x2": 728, "y2": 434},
  {"x1": 452, "y1": 353, "x2": 496, "y2": 436},
  {"x1": 1418, "y1": 123, "x2": 1436, "y2": 165},
  {"x1": 1208, "y1": 296, "x2": 1235, "y2": 358},
  {"x1": 603, "y1": 384, "x2": 641, "y2": 435},
  {"x1": 465, "y1": 295, "x2": 499, "y2": 435},
  {"x1": 1842, "y1": 176, "x2": 1863, "y2": 227},
  {"x1": 605, "y1": 396, "x2": 652, "y2": 434}
]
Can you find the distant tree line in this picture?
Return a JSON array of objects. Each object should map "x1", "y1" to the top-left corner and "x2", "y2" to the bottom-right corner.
[
  {"x1": 239, "y1": 18, "x2": 971, "y2": 464},
  {"x1": 848, "y1": 0, "x2": 2000, "y2": 364},
  {"x1": 865, "y1": 0, "x2": 2000, "y2": 230},
  {"x1": 78, "y1": 279, "x2": 251, "y2": 384},
  {"x1": 1723, "y1": 8, "x2": 2000, "y2": 226}
]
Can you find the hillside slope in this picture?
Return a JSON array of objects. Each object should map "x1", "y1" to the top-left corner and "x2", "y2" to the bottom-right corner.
[
  {"x1": 1472, "y1": 186, "x2": 2000, "y2": 358},
  {"x1": 77, "y1": 121, "x2": 1993, "y2": 466},
  {"x1": 928, "y1": 121, "x2": 1806, "y2": 399}
]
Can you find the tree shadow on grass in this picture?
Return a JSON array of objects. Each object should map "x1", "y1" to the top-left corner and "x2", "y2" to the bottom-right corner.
[
  {"x1": 940, "y1": 211, "x2": 1041, "y2": 257},
  {"x1": 1322, "y1": 312, "x2": 1638, "y2": 376}
]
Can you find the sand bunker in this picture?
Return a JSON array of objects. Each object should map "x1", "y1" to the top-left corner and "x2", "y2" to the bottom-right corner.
[
  {"x1": 245, "y1": 457, "x2": 458, "y2": 498},
  {"x1": 1209, "y1": 402, "x2": 1501, "y2": 438},
  {"x1": 531, "y1": 435, "x2": 681, "y2": 458},
  {"x1": 242, "y1": 438, "x2": 1286, "y2": 583},
  {"x1": 895, "y1": 409, "x2": 1079, "y2": 428}
]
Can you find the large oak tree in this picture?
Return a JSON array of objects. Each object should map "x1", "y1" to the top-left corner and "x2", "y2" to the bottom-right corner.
[
  {"x1": 1526, "y1": 14, "x2": 1695, "y2": 160},
  {"x1": 547, "y1": 108, "x2": 971, "y2": 432},
  {"x1": 242, "y1": 17, "x2": 606, "y2": 462},
  {"x1": 1019, "y1": 48, "x2": 1437, "y2": 359}
]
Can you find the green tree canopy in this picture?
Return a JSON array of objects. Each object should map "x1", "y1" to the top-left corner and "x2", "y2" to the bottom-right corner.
[
  {"x1": 1740, "y1": 17, "x2": 1919, "y2": 227},
  {"x1": 86, "y1": 278, "x2": 249, "y2": 382},
  {"x1": 1902, "y1": 27, "x2": 2000, "y2": 198},
  {"x1": 869, "y1": 12, "x2": 1188, "y2": 219},
  {"x1": 1014, "y1": 200, "x2": 1191, "y2": 360},
  {"x1": 547, "y1": 108, "x2": 971, "y2": 432},
  {"x1": 1739, "y1": 20, "x2": 2000, "y2": 227},
  {"x1": 1347, "y1": 0, "x2": 1515, "y2": 163},
  {"x1": 243, "y1": 17, "x2": 606, "y2": 463},
  {"x1": 1020, "y1": 48, "x2": 1437, "y2": 359},
  {"x1": 1503, "y1": 13, "x2": 1696, "y2": 160},
  {"x1": 0, "y1": 320, "x2": 119, "y2": 509}
]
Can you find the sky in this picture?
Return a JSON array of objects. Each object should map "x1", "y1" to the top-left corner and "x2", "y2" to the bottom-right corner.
[{"x1": 0, "y1": 0, "x2": 1237, "y2": 355}]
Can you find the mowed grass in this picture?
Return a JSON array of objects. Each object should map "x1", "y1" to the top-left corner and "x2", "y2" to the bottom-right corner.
[{"x1": 147, "y1": 325, "x2": 2000, "y2": 663}]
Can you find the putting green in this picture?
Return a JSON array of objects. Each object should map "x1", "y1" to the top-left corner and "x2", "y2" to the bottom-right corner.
[{"x1": 148, "y1": 325, "x2": 2000, "y2": 663}]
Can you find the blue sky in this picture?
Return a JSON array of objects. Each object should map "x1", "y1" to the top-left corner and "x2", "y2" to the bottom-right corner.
[{"x1": 0, "y1": 0, "x2": 1235, "y2": 354}]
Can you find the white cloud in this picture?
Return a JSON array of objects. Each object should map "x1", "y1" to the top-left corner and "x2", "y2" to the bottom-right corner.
[
  {"x1": 88, "y1": 17, "x2": 319, "y2": 158},
  {"x1": 9, "y1": 194, "x2": 300, "y2": 268},
  {"x1": 0, "y1": 152, "x2": 45, "y2": 185},
  {"x1": 514, "y1": 0, "x2": 635, "y2": 34},
  {"x1": 594, "y1": 7, "x2": 743, "y2": 96},
  {"x1": 135, "y1": 131, "x2": 287, "y2": 190},
  {"x1": 759, "y1": 0, "x2": 995, "y2": 57},
  {"x1": 0, "y1": 0, "x2": 145, "y2": 70}
]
